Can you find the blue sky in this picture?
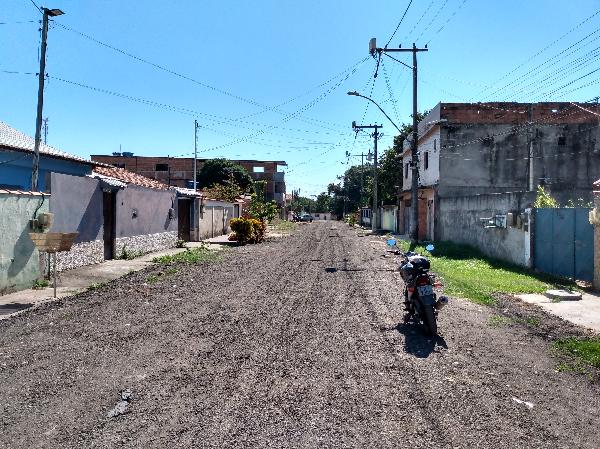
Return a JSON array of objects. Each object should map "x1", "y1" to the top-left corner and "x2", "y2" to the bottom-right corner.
[{"x1": 2, "y1": 0, "x2": 600, "y2": 195}]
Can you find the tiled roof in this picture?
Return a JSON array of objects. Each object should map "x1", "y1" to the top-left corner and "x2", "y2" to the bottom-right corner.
[
  {"x1": 93, "y1": 165, "x2": 170, "y2": 190},
  {"x1": 0, "y1": 120, "x2": 92, "y2": 165}
]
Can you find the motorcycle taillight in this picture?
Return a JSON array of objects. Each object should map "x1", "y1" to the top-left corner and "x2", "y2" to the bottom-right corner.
[{"x1": 416, "y1": 275, "x2": 430, "y2": 286}]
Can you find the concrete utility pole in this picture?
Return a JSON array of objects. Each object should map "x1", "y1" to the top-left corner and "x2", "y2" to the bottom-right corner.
[
  {"x1": 369, "y1": 39, "x2": 427, "y2": 243},
  {"x1": 346, "y1": 150, "x2": 369, "y2": 207},
  {"x1": 32, "y1": 7, "x2": 64, "y2": 191},
  {"x1": 194, "y1": 120, "x2": 199, "y2": 190},
  {"x1": 42, "y1": 118, "x2": 48, "y2": 144},
  {"x1": 351, "y1": 122, "x2": 382, "y2": 230}
]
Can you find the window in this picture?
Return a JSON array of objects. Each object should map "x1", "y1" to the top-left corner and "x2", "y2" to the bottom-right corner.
[
  {"x1": 113, "y1": 163, "x2": 126, "y2": 168},
  {"x1": 558, "y1": 136, "x2": 566, "y2": 146},
  {"x1": 253, "y1": 166, "x2": 264, "y2": 173},
  {"x1": 424, "y1": 152, "x2": 429, "y2": 170},
  {"x1": 405, "y1": 163, "x2": 409, "y2": 179},
  {"x1": 155, "y1": 163, "x2": 169, "y2": 171}
]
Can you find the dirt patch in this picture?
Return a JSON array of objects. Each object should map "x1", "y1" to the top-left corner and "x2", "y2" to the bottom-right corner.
[{"x1": 0, "y1": 223, "x2": 599, "y2": 448}]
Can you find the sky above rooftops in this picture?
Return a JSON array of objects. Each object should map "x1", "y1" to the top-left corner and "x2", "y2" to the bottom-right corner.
[{"x1": 2, "y1": 0, "x2": 600, "y2": 195}]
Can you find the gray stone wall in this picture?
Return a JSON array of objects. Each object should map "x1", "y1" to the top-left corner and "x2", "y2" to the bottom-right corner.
[
  {"x1": 115, "y1": 231, "x2": 177, "y2": 257},
  {"x1": 55, "y1": 240, "x2": 104, "y2": 272}
]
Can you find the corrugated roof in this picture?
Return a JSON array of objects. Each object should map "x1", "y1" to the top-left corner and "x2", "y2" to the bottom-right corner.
[
  {"x1": 0, "y1": 120, "x2": 92, "y2": 165},
  {"x1": 0, "y1": 189, "x2": 50, "y2": 196},
  {"x1": 175, "y1": 187, "x2": 203, "y2": 197},
  {"x1": 93, "y1": 165, "x2": 170, "y2": 190}
]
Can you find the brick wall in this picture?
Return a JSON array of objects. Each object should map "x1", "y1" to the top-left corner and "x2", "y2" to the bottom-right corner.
[{"x1": 439, "y1": 102, "x2": 600, "y2": 125}]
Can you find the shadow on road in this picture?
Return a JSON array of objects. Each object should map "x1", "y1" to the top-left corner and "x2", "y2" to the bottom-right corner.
[
  {"x1": 0, "y1": 303, "x2": 32, "y2": 316},
  {"x1": 395, "y1": 321, "x2": 448, "y2": 358}
]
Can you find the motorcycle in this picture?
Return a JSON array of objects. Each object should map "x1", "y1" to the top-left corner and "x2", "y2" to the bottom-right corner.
[{"x1": 397, "y1": 246, "x2": 448, "y2": 336}]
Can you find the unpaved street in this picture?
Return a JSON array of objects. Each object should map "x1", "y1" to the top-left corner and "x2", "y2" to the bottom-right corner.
[{"x1": 1, "y1": 222, "x2": 599, "y2": 448}]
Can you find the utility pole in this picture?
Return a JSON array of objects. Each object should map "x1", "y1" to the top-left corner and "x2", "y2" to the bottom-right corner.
[
  {"x1": 194, "y1": 120, "x2": 199, "y2": 191},
  {"x1": 346, "y1": 150, "x2": 369, "y2": 207},
  {"x1": 370, "y1": 39, "x2": 427, "y2": 243},
  {"x1": 31, "y1": 7, "x2": 64, "y2": 191},
  {"x1": 351, "y1": 122, "x2": 382, "y2": 230},
  {"x1": 42, "y1": 118, "x2": 48, "y2": 144}
]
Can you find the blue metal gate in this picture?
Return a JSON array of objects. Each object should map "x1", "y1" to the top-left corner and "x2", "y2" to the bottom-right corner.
[{"x1": 534, "y1": 208, "x2": 594, "y2": 281}]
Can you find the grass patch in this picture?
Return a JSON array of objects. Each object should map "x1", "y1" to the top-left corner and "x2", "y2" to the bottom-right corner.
[
  {"x1": 153, "y1": 247, "x2": 221, "y2": 266},
  {"x1": 32, "y1": 279, "x2": 49, "y2": 290},
  {"x1": 396, "y1": 240, "x2": 575, "y2": 306},
  {"x1": 272, "y1": 220, "x2": 297, "y2": 233},
  {"x1": 87, "y1": 282, "x2": 105, "y2": 291},
  {"x1": 553, "y1": 337, "x2": 600, "y2": 368},
  {"x1": 488, "y1": 315, "x2": 514, "y2": 327}
]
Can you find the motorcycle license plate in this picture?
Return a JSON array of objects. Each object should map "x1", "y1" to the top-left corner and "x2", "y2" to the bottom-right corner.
[{"x1": 417, "y1": 285, "x2": 433, "y2": 296}]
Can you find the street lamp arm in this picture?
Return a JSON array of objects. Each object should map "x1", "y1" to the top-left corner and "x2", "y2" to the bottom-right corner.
[{"x1": 347, "y1": 91, "x2": 402, "y2": 134}]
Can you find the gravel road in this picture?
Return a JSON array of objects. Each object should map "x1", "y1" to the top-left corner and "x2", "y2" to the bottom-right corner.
[{"x1": 1, "y1": 222, "x2": 599, "y2": 448}]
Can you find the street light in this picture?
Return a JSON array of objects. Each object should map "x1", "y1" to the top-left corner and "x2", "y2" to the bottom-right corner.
[{"x1": 347, "y1": 91, "x2": 402, "y2": 134}]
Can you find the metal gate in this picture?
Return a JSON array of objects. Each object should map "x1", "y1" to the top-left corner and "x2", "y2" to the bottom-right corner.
[{"x1": 534, "y1": 208, "x2": 593, "y2": 281}]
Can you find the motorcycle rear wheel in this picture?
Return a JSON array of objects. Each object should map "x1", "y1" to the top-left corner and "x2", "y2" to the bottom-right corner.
[{"x1": 422, "y1": 305, "x2": 437, "y2": 336}]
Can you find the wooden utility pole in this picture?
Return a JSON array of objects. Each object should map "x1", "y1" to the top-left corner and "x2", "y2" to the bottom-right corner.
[
  {"x1": 194, "y1": 120, "x2": 199, "y2": 190},
  {"x1": 370, "y1": 39, "x2": 427, "y2": 243}
]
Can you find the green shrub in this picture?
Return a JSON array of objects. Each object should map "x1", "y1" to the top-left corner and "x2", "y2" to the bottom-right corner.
[
  {"x1": 32, "y1": 279, "x2": 49, "y2": 290},
  {"x1": 230, "y1": 217, "x2": 254, "y2": 245},
  {"x1": 153, "y1": 247, "x2": 220, "y2": 265}
]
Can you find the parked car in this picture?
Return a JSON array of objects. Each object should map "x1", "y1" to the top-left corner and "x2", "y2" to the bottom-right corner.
[{"x1": 300, "y1": 214, "x2": 314, "y2": 222}]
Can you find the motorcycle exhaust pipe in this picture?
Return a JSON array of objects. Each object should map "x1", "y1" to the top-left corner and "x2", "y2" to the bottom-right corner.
[{"x1": 435, "y1": 296, "x2": 449, "y2": 310}]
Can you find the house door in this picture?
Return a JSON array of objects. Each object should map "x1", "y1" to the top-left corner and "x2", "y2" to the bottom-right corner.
[
  {"x1": 177, "y1": 198, "x2": 191, "y2": 242},
  {"x1": 102, "y1": 192, "x2": 116, "y2": 260}
]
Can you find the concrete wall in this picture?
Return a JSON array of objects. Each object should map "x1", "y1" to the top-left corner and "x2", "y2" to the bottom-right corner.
[
  {"x1": 199, "y1": 200, "x2": 235, "y2": 239},
  {"x1": 0, "y1": 191, "x2": 49, "y2": 294},
  {"x1": 403, "y1": 127, "x2": 441, "y2": 191},
  {"x1": 437, "y1": 191, "x2": 535, "y2": 267},
  {"x1": 594, "y1": 194, "x2": 600, "y2": 289},
  {"x1": 114, "y1": 185, "x2": 178, "y2": 255},
  {"x1": 49, "y1": 173, "x2": 105, "y2": 270},
  {"x1": 380, "y1": 206, "x2": 397, "y2": 232},
  {"x1": 437, "y1": 121, "x2": 600, "y2": 201},
  {"x1": 0, "y1": 150, "x2": 91, "y2": 191}
]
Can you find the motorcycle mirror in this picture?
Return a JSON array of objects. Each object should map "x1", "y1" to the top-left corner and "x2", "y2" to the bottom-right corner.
[{"x1": 425, "y1": 244, "x2": 435, "y2": 252}]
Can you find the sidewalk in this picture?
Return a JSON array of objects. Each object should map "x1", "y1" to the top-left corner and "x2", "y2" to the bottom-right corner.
[
  {"x1": 516, "y1": 292, "x2": 600, "y2": 333},
  {"x1": 0, "y1": 241, "x2": 223, "y2": 320}
]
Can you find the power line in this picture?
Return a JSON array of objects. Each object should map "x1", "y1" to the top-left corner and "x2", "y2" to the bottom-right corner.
[
  {"x1": 26, "y1": 0, "x2": 41, "y2": 13},
  {"x1": 53, "y1": 22, "x2": 360, "y2": 131},
  {"x1": 474, "y1": 8, "x2": 600, "y2": 100},
  {"x1": 0, "y1": 20, "x2": 37, "y2": 25},
  {"x1": 415, "y1": 0, "x2": 450, "y2": 42},
  {"x1": 385, "y1": 0, "x2": 414, "y2": 48},
  {"x1": 426, "y1": 0, "x2": 468, "y2": 45},
  {"x1": 402, "y1": 0, "x2": 435, "y2": 42}
]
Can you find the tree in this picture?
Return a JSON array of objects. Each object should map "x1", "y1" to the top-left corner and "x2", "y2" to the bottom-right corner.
[
  {"x1": 314, "y1": 192, "x2": 332, "y2": 213},
  {"x1": 202, "y1": 175, "x2": 243, "y2": 202},
  {"x1": 197, "y1": 158, "x2": 253, "y2": 191},
  {"x1": 377, "y1": 111, "x2": 427, "y2": 206},
  {"x1": 249, "y1": 180, "x2": 278, "y2": 221}
]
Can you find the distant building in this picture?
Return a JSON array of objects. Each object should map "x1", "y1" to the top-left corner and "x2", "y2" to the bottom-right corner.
[{"x1": 91, "y1": 154, "x2": 287, "y2": 207}]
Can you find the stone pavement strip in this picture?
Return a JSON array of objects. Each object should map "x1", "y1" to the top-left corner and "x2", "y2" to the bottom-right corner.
[
  {"x1": 516, "y1": 291, "x2": 600, "y2": 333},
  {"x1": 0, "y1": 241, "x2": 224, "y2": 320}
]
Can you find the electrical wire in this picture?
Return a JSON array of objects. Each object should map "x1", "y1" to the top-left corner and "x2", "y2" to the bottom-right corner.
[
  {"x1": 385, "y1": 0, "x2": 414, "y2": 48},
  {"x1": 26, "y1": 0, "x2": 41, "y2": 13},
  {"x1": 474, "y1": 7, "x2": 600, "y2": 100},
  {"x1": 0, "y1": 20, "x2": 37, "y2": 25},
  {"x1": 402, "y1": 0, "x2": 435, "y2": 43},
  {"x1": 53, "y1": 22, "x2": 358, "y2": 131},
  {"x1": 415, "y1": 0, "x2": 450, "y2": 42},
  {"x1": 426, "y1": 0, "x2": 468, "y2": 45}
]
